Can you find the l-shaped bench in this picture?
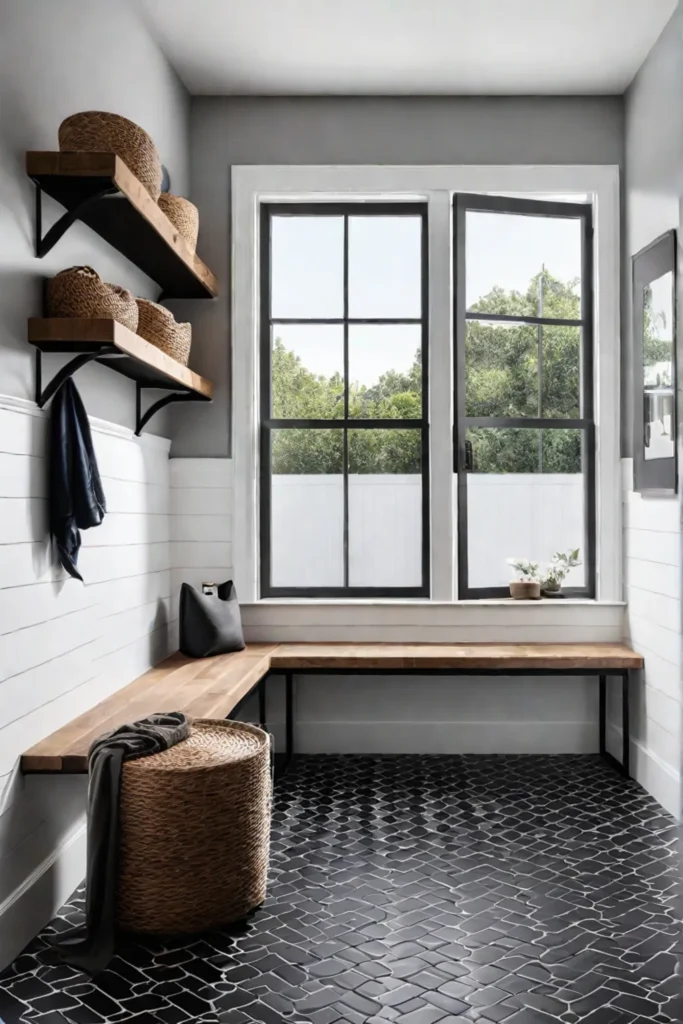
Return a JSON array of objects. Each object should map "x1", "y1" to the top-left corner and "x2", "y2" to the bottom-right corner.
[{"x1": 21, "y1": 642, "x2": 642, "y2": 777}]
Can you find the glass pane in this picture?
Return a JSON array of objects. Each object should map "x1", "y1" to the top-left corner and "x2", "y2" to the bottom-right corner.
[
  {"x1": 349, "y1": 325, "x2": 422, "y2": 419},
  {"x1": 348, "y1": 429, "x2": 422, "y2": 587},
  {"x1": 349, "y1": 216, "x2": 422, "y2": 319},
  {"x1": 466, "y1": 211, "x2": 582, "y2": 317},
  {"x1": 271, "y1": 215, "x2": 343, "y2": 319},
  {"x1": 541, "y1": 325, "x2": 581, "y2": 419},
  {"x1": 466, "y1": 427, "x2": 586, "y2": 590},
  {"x1": 270, "y1": 429, "x2": 343, "y2": 587},
  {"x1": 643, "y1": 271, "x2": 675, "y2": 461},
  {"x1": 465, "y1": 320, "x2": 537, "y2": 418},
  {"x1": 271, "y1": 325, "x2": 344, "y2": 419},
  {"x1": 465, "y1": 320, "x2": 581, "y2": 419}
]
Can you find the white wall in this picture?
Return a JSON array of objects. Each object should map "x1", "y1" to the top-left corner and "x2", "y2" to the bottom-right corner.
[
  {"x1": 620, "y1": 463, "x2": 680, "y2": 816},
  {"x1": 620, "y1": 5, "x2": 683, "y2": 818},
  {"x1": 170, "y1": 458, "x2": 234, "y2": 629},
  {"x1": 0, "y1": 399, "x2": 173, "y2": 965}
]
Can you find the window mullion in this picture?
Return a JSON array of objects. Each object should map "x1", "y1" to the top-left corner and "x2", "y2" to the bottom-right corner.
[
  {"x1": 427, "y1": 191, "x2": 456, "y2": 601},
  {"x1": 343, "y1": 214, "x2": 350, "y2": 589}
]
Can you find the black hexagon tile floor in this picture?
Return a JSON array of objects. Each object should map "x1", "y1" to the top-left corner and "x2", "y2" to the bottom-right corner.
[{"x1": 0, "y1": 755, "x2": 680, "y2": 1024}]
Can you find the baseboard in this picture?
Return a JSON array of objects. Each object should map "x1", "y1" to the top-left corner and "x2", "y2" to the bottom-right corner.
[
  {"x1": 259, "y1": 719, "x2": 599, "y2": 755},
  {"x1": 606, "y1": 722, "x2": 680, "y2": 817},
  {"x1": 0, "y1": 820, "x2": 86, "y2": 968}
]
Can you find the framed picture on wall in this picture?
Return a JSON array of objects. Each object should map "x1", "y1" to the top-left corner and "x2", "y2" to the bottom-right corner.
[{"x1": 632, "y1": 229, "x2": 677, "y2": 494}]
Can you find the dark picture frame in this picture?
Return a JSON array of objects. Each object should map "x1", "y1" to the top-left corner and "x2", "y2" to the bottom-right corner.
[{"x1": 632, "y1": 230, "x2": 677, "y2": 494}]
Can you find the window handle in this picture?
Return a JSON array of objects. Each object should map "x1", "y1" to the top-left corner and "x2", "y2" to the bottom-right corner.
[{"x1": 453, "y1": 428, "x2": 474, "y2": 472}]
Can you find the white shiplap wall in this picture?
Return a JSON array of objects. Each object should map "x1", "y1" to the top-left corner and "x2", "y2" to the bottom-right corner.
[
  {"x1": 0, "y1": 397, "x2": 173, "y2": 965},
  {"x1": 169, "y1": 458, "x2": 234, "y2": 641},
  {"x1": 621, "y1": 461, "x2": 681, "y2": 817}
]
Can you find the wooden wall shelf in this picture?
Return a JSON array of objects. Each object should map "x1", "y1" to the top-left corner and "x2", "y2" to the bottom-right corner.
[
  {"x1": 28, "y1": 318, "x2": 213, "y2": 434},
  {"x1": 26, "y1": 152, "x2": 219, "y2": 300}
]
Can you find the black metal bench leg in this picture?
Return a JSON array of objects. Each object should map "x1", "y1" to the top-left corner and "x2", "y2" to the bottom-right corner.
[
  {"x1": 284, "y1": 672, "x2": 294, "y2": 770},
  {"x1": 599, "y1": 671, "x2": 630, "y2": 779},
  {"x1": 621, "y1": 670, "x2": 630, "y2": 778},
  {"x1": 259, "y1": 675, "x2": 267, "y2": 729},
  {"x1": 599, "y1": 674, "x2": 606, "y2": 757}
]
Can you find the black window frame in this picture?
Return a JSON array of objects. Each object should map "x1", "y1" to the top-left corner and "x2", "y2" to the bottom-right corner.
[
  {"x1": 453, "y1": 193, "x2": 596, "y2": 600},
  {"x1": 259, "y1": 201, "x2": 430, "y2": 599}
]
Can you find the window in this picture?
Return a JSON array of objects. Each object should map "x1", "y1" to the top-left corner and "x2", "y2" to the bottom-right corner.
[
  {"x1": 454, "y1": 194, "x2": 595, "y2": 598},
  {"x1": 234, "y1": 165, "x2": 619, "y2": 607},
  {"x1": 259, "y1": 203, "x2": 430, "y2": 597}
]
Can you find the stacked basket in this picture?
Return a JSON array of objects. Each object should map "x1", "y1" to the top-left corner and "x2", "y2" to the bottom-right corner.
[
  {"x1": 52, "y1": 111, "x2": 197, "y2": 367},
  {"x1": 47, "y1": 267, "x2": 138, "y2": 331},
  {"x1": 59, "y1": 112, "x2": 163, "y2": 201},
  {"x1": 159, "y1": 192, "x2": 199, "y2": 249},
  {"x1": 136, "y1": 298, "x2": 192, "y2": 366},
  {"x1": 58, "y1": 111, "x2": 200, "y2": 250},
  {"x1": 46, "y1": 268, "x2": 192, "y2": 367}
]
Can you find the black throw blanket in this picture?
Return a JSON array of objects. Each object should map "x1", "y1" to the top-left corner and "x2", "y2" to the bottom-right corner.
[
  {"x1": 49, "y1": 712, "x2": 190, "y2": 974},
  {"x1": 49, "y1": 377, "x2": 106, "y2": 581}
]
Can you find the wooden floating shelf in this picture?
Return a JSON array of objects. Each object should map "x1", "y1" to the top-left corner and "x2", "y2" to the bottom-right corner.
[
  {"x1": 26, "y1": 152, "x2": 219, "y2": 300},
  {"x1": 29, "y1": 320, "x2": 213, "y2": 435},
  {"x1": 28, "y1": 318, "x2": 213, "y2": 397}
]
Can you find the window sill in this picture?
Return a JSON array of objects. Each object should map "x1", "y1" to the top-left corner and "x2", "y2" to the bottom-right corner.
[
  {"x1": 248, "y1": 598, "x2": 623, "y2": 607},
  {"x1": 240, "y1": 599, "x2": 625, "y2": 644}
]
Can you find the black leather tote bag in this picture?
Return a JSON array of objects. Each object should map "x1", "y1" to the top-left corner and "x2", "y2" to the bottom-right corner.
[{"x1": 179, "y1": 580, "x2": 246, "y2": 658}]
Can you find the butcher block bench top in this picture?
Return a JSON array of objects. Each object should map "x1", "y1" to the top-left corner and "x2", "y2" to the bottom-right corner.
[{"x1": 21, "y1": 642, "x2": 642, "y2": 773}]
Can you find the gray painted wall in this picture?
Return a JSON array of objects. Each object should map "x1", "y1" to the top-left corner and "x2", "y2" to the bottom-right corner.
[
  {"x1": 623, "y1": 4, "x2": 683, "y2": 455},
  {"x1": 0, "y1": 0, "x2": 190, "y2": 434},
  {"x1": 174, "y1": 95, "x2": 624, "y2": 456}
]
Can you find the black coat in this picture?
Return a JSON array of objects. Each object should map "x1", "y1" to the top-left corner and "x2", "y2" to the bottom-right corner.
[{"x1": 49, "y1": 378, "x2": 106, "y2": 581}]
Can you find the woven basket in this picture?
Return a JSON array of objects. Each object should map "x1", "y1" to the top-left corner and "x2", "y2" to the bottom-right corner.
[
  {"x1": 47, "y1": 267, "x2": 138, "y2": 332},
  {"x1": 136, "y1": 298, "x2": 191, "y2": 365},
  {"x1": 158, "y1": 193, "x2": 199, "y2": 249},
  {"x1": 58, "y1": 111, "x2": 162, "y2": 201},
  {"x1": 117, "y1": 720, "x2": 271, "y2": 935}
]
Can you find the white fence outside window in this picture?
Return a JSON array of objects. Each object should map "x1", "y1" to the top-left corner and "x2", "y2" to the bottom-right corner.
[{"x1": 272, "y1": 473, "x2": 584, "y2": 590}]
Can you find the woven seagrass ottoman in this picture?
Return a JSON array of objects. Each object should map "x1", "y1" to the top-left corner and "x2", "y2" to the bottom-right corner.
[{"x1": 116, "y1": 719, "x2": 271, "y2": 935}]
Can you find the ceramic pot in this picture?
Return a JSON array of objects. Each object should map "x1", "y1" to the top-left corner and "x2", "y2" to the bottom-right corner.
[{"x1": 509, "y1": 581, "x2": 541, "y2": 600}]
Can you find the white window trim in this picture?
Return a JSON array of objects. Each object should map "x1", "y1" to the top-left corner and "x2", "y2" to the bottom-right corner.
[{"x1": 232, "y1": 164, "x2": 621, "y2": 605}]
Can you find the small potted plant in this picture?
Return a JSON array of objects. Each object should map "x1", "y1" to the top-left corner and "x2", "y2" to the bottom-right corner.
[
  {"x1": 506, "y1": 559, "x2": 542, "y2": 600},
  {"x1": 541, "y1": 549, "x2": 581, "y2": 597}
]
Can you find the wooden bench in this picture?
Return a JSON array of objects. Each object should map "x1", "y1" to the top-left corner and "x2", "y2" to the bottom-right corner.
[{"x1": 21, "y1": 642, "x2": 642, "y2": 777}]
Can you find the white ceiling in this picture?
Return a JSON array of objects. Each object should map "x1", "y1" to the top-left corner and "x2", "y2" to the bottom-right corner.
[{"x1": 134, "y1": 0, "x2": 677, "y2": 96}]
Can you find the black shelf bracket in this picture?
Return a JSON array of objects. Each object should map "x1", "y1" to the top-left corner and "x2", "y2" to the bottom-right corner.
[
  {"x1": 33, "y1": 348, "x2": 211, "y2": 434},
  {"x1": 33, "y1": 182, "x2": 118, "y2": 258},
  {"x1": 35, "y1": 346, "x2": 123, "y2": 408},
  {"x1": 135, "y1": 383, "x2": 211, "y2": 436}
]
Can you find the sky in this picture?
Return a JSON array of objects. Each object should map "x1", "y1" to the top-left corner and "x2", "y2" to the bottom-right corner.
[{"x1": 271, "y1": 203, "x2": 584, "y2": 385}]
